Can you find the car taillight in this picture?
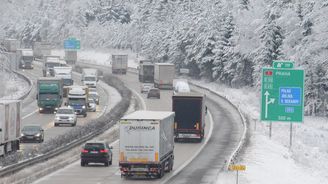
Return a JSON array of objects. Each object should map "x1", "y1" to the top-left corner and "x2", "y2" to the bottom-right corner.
[
  {"x1": 81, "y1": 149, "x2": 88, "y2": 153},
  {"x1": 100, "y1": 149, "x2": 108, "y2": 153}
]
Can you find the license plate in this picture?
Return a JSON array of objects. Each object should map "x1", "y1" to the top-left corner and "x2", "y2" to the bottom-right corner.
[
  {"x1": 179, "y1": 133, "x2": 198, "y2": 138},
  {"x1": 90, "y1": 151, "x2": 98, "y2": 154},
  {"x1": 27, "y1": 136, "x2": 34, "y2": 139},
  {"x1": 131, "y1": 168, "x2": 148, "y2": 172}
]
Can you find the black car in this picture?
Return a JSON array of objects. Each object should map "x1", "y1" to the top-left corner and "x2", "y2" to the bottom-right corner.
[
  {"x1": 20, "y1": 125, "x2": 44, "y2": 143},
  {"x1": 147, "y1": 88, "x2": 160, "y2": 99},
  {"x1": 81, "y1": 141, "x2": 113, "y2": 167}
]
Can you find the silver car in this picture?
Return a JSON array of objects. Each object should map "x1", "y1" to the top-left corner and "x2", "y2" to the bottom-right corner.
[
  {"x1": 54, "y1": 106, "x2": 77, "y2": 127},
  {"x1": 87, "y1": 98, "x2": 97, "y2": 112},
  {"x1": 141, "y1": 83, "x2": 154, "y2": 93},
  {"x1": 89, "y1": 92, "x2": 99, "y2": 105}
]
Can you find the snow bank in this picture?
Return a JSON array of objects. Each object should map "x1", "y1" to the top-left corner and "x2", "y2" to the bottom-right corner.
[{"x1": 0, "y1": 71, "x2": 29, "y2": 100}]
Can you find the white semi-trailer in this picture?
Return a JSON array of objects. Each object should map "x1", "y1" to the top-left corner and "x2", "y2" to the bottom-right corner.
[
  {"x1": 119, "y1": 111, "x2": 175, "y2": 178},
  {"x1": 0, "y1": 100, "x2": 21, "y2": 156},
  {"x1": 154, "y1": 63, "x2": 175, "y2": 89},
  {"x1": 54, "y1": 66, "x2": 73, "y2": 86}
]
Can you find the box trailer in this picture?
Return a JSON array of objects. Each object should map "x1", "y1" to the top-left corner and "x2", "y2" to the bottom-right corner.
[
  {"x1": 139, "y1": 61, "x2": 154, "y2": 83},
  {"x1": 112, "y1": 54, "x2": 128, "y2": 74},
  {"x1": 16, "y1": 49, "x2": 34, "y2": 69},
  {"x1": 172, "y1": 92, "x2": 206, "y2": 142},
  {"x1": 154, "y1": 63, "x2": 175, "y2": 89},
  {"x1": 65, "y1": 50, "x2": 77, "y2": 65},
  {"x1": 3, "y1": 39, "x2": 20, "y2": 52},
  {"x1": 0, "y1": 100, "x2": 21, "y2": 156},
  {"x1": 119, "y1": 111, "x2": 175, "y2": 178}
]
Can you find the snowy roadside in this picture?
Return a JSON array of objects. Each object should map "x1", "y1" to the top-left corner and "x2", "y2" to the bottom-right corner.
[
  {"x1": 0, "y1": 71, "x2": 30, "y2": 100},
  {"x1": 190, "y1": 81, "x2": 328, "y2": 184}
]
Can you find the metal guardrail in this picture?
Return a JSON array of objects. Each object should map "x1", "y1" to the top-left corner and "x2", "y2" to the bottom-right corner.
[
  {"x1": 13, "y1": 71, "x2": 33, "y2": 100},
  {"x1": 187, "y1": 82, "x2": 248, "y2": 171},
  {"x1": 0, "y1": 67, "x2": 131, "y2": 178}
]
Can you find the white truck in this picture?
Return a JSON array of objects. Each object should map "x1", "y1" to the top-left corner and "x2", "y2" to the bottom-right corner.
[
  {"x1": 33, "y1": 41, "x2": 51, "y2": 59},
  {"x1": 82, "y1": 68, "x2": 98, "y2": 88},
  {"x1": 0, "y1": 100, "x2": 21, "y2": 156},
  {"x1": 2, "y1": 39, "x2": 20, "y2": 52},
  {"x1": 17, "y1": 49, "x2": 34, "y2": 69},
  {"x1": 42, "y1": 55, "x2": 61, "y2": 77},
  {"x1": 119, "y1": 111, "x2": 175, "y2": 178},
  {"x1": 66, "y1": 86, "x2": 89, "y2": 117},
  {"x1": 54, "y1": 66, "x2": 73, "y2": 86},
  {"x1": 112, "y1": 54, "x2": 128, "y2": 74},
  {"x1": 154, "y1": 63, "x2": 175, "y2": 89}
]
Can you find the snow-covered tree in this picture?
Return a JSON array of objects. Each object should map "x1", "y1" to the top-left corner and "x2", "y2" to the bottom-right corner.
[
  {"x1": 302, "y1": 17, "x2": 313, "y2": 36},
  {"x1": 239, "y1": 0, "x2": 250, "y2": 10}
]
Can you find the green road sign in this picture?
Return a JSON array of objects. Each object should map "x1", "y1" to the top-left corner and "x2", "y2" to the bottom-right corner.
[
  {"x1": 273, "y1": 61, "x2": 294, "y2": 69},
  {"x1": 261, "y1": 68, "x2": 304, "y2": 122}
]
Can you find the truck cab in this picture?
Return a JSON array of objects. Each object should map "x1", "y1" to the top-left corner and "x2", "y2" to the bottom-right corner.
[
  {"x1": 67, "y1": 86, "x2": 88, "y2": 117},
  {"x1": 37, "y1": 77, "x2": 63, "y2": 113},
  {"x1": 82, "y1": 69, "x2": 98, "y2": 88},
  {"x1": 17, "y1": 49, "x2": 34, "y2": 69}
]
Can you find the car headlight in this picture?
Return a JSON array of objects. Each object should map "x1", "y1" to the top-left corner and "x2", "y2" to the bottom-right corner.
[
  {"x1": 21, "y1": 133, "x2": 25, "y2": 136},
  {"x1": 35, "y1": 133, "x2": 41, "y2": 137},
  {"x1": 55, "y1": 116, "x2": 60, "y2": 120},
  {"x1": 82, "y1": 105, "x2": 86, "y2": 109},
  {"x1": 69, "y1": 117, "x2": 74, "y2": 120}
]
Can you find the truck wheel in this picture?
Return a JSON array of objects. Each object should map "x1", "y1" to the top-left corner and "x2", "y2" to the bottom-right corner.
[
  {"x1": 109, "y1": 160, "x2": 112, "y2": 165},
  {"x1": 158, "y1": 164, "x2": 165, "y2": 178},
  {"x1": 81, "y1": 161, "x2": 86, "y2": 167},
  {"x1": 54, "y1": 123, "x2": 58, "y2": 127},
  {"x1": 104, "y1": 161, "x2": 109, "y2": 167},
  {"x1": 84, "y1": 113, "x2": 87, "y2": 117}
]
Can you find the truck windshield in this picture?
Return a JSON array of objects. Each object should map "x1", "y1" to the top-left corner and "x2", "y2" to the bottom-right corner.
[
  {"x1": 46, "y1": 62, "x2": 60, "y2": 68},
  {"x1": 22, "y1": 56, "x2": 33, "y2": 62},
  {"x1": 68, "y1": 98, "x2": 85, "y2": 105},
  {"x1": 39, "y1": 94, "x2": 58, "y2": 100},
  {"x1": 84, "y1": 77, "x2": 96, "y2": 81}
]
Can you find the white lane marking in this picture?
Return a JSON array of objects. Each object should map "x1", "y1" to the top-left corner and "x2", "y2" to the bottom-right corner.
[
  {"x1": 22, "y1": 109, "x2": 39, "y2": 120},
  {"x1": 129, "y1": 88, "x2": 146, "y2": 110},
  {"x1": 160, "y1": 110, "x2": 214, "y2": 184}
]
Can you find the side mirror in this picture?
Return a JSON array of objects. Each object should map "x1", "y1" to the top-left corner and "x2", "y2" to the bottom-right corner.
[
  {"x1": 205, "y1": 106, "x2": 208, "y2": 114},
  {"x1": 36, "y1": 94, "x2": 38, "y2": 100},
  {"x1": 64, "y1": 102, "x2": 67, "y2": 106},
  {"x1": 41, "y1": 129, "x2": 44, "y2": 132},
  {"x1": 109, "y1": 146, "x2": 113, "y2": 149}
]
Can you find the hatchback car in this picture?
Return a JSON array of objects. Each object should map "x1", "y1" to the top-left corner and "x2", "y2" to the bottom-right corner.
[
  {"x1": 20, "y1": 125, "x2": 44, "y2": 143},
  {"x1": 87, "y1": 98, "x2": 97, "y2": 112},
  {"x1": 81, "y1": 141, "x2": 113, "y2": 167},
  {"x1": 147, "y1": 88, "x2": 160, "y2": 99},
  {"x1": 141, "y1": 83, "x2": 154, "y2": 93},
  {"x1": 89, "y1": 92, "x2": 100, "y2": 105},
  {"x1": 54, "y1": 106, "x2": 77, "y2": 127}
]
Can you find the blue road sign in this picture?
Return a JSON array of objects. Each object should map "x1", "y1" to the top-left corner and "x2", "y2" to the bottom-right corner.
[
  {"x1": 64, "y1": 40, "x2": 76, "y2": 49},
  {"x1": 279, "y1": 87, "x2": 301, "y2": 106}
]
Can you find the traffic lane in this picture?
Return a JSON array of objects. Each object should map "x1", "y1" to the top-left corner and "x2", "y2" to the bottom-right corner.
[
  {"x1": 166, "y1": 88, "x2": 244, "y2": 184},
  {"x1": 20, "y1": 85, "x2": 108, "y2": 150},
  {"x1": 34, "y1": 114, "x2": 211, "y2": 184}
]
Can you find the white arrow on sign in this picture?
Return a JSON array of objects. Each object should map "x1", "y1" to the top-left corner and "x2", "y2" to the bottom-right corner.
[{"x1": 264, "y1": 91, "x2": 275, "y2": 118}]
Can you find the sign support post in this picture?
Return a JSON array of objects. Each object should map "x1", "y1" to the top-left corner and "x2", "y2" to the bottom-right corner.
[
  {"x1": 236, "y1": 170, "x2": 239, "y2": 184},
  {"x1": 269, "y1": 121, "x2": 272, "y2": 139},
  {"x1": 290, "y1": 122, "x2": 293, "y2": 148}
]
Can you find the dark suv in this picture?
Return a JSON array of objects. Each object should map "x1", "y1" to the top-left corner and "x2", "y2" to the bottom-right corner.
[
  {"x1": 81, "y1": 141, "x2": 113, "y2": 167},
  {"x1": 147, "y1": 88, "x2": 160, "y2": 99}
]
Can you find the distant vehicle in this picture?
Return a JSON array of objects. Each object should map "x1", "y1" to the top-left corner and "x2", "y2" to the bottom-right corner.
[
  {"x1": 17, "y1": 49, "x2": 34, "y2": 69},
  {"x1": 54, "y1": 66, "x2": 73, "y2": 86},
  {"x1": 112, "y1": 54, "x2": 128, "y2": 74},
  {"x1": 140, "y1": 83, "x2": 154, "y2": 93},
  {"x1": 36, "y1": 77, "x2": 63, "y2": 113},
  {"x1": 67, "y1": 86, "x2": 88, "y2": 117},
  {"x1": 2, "y1": 39, "x2": 20, "y2": 52},
  {"x1": 81, "y1": 141, "x2": 113, "y2": 167},
  {"x1": 147, "y1": 88, "x2": 160, "y2": 99},
  {"x1": 173, "y1": 80, "x2": 190, "y2": 95},
  {"x1": 88, "y1": 88, "x2": 97, "y2": 93},
  {"x1": 54, "y1": 106, "x2": 77, "y2": 127},
  {"x1": 33, "y1": 41, "x2": 51, "y2": 59},
  {"x1": 172, "y1": 92, "x2": 206, "y2": 142},
  {"x1": 119, "y1": 111, "x2": 175, "y2": 178},
  {"x1": 87, "y1": 98, "x2": 97, "y2": 112},
  {"x1": 65, "y1": 50, "x2": 77, "y2": 65},
  {"x1": 0, "y1": 100, "x2": 21, "y2": 156},
  {"x1": 20, "y1": 125, "x2": 44, "y2": 143},
  {"x1": 42, "y1": 55, "x2": 61, "y2": 77},
  {"x1": 139, "y1": 61, "x2": 154, "y2": 83},
  {"x1": 89, "y1": 92, "x2": 99, "y2": 105},
  {"x1": 82, "y1": 68, "x2": 98, "y2": 88},
  {"x1": 154, "y1": 63, "x2": 175, "y2": 89}
]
